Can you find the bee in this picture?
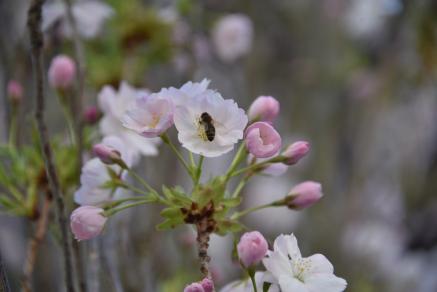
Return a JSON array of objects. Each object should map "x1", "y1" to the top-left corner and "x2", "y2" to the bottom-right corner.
[{"x1": 199, "y1": 112, "x2": 215, "y2": 142}]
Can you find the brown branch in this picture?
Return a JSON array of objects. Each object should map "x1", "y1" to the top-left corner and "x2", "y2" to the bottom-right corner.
[
  {"x1": 27, "y1": 1, "x2": 76, "y2": 291},
  {"x1": 0, "y1": 250, "x2": 11, "y2": 292},
  {"x1": 21, "y1": 196, "x2": 52, "y2": 292}
]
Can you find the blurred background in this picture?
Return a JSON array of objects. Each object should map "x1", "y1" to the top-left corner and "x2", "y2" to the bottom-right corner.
[{"x1": 1, "y1": 0, "x2": 437, "y2": 291}]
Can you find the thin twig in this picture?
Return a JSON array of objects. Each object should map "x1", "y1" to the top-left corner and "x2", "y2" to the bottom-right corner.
[
  {"x1": 0, "y1": 250, "x2": 11, "y2": 292},
  {"x1": 27, "y1": 1, "x2": 76, "y2": 291},
  {"x1": 21, "y1": 196, "x2": 52, "y2": 292},
  {"x1": 62, "y1": 1, "x2": 86, "y2": 290}
]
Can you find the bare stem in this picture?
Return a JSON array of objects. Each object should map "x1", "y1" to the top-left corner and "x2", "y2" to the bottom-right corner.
[
  {"x1": 0, "y1": 250, "x2": 11, "y2": 292},
  {"x1": 21, "y1": 196, "x2": 51, "y2": 292},
  {"x1": 27, "y1": 1, "x2": 76, "y2": 291},
  {"x1": 62, "y1": 1, "x2": 86, "y2": 288}
]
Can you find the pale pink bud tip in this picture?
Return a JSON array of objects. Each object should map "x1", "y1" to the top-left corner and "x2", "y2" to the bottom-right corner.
[
  {"x1": 7, "y1": 80, "x2": 23, "y2": 103},
  {"x1": 288, "y1": 181, "x2": 323, "y2": 209},
  {"x1": 184, "y1": 283, "x2": 204, "y2": 292},
  {"x1": 93, "y1": 143, "x2": 122, "y2": 165},
  {"x1": 83, "y1": 106, "x2": 101, "y2": 125},
  {"x1": 237, "y1": 231, "x2": 268, "y2": 267},
  {"x1": 200, "y1": 278, "x2": 214, "y2": 292},
  {"x1": 70, "y1": 206, "x2": 107, "y2": 241},
  {"x1": 248, "y1": 96, "x2": 280, "y2": 123},
  {"x1": 245, "y1": 122, "x2": 282, "y2": 158},
  {"x1": 48, "y1": 55, "x2": 76, "y2": 89},
  {"x1": 283, "y1": 141, "x2": 310, "y2": 165}
]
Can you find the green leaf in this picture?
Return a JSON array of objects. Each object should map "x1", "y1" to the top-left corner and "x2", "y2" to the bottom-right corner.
[
  {"x1": 156, "y1": 217, "x2": 184, "y2": 231},
  {"x1": 160, "y1": 207, "x2": 183, "y2": 219}
]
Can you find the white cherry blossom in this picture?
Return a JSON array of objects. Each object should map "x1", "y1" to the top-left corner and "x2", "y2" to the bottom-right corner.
[
  {"x1": 263, "y1": 234, "x2": 347, "y2": 292},
  {"x1": 173, "y1": 88, "x2": 248, "y2": 157}
]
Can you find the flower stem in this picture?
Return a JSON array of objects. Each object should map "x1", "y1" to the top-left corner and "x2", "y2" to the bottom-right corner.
[
  {"x1": 248, "y1": 268, "x2": 258, "y2": 292},
  {"x1": 231, "y1": 156, "x2": 285, "y2": 178},
  {"x1": 160, "y1": 134, "x2": 193, "y2": 179},
  {"x1": 225, "y1": 143, "x2": 247, "y2": 182},
  {"x1": 231, "y1": 201, "x2": 281, "y2": 220},
  {"x1": 231, "y1": 175, "x2": 252, "y2": 198},
  {"x1": 59, "y1": 94, "x2": 77, "y2": 145},
  {"x1": 104, "y1": 199, "x2": 154, "y2": 217},
  {"x1": 8, "y1": 106, "x2": 18, "y2": 148},
  {"x1": 194, "y1": 155, "x2": 204, "y2": 187},
  {"x1": 126, "y1": 168, "x2": 157, "y2": 194}
]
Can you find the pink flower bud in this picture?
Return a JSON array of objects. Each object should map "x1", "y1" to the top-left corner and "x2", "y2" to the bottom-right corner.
[
  {"x1": 70, "y1": 206, "x2": 107, "y2": 241},
  {"x1": 93, "y1": 143, "x2": 122, "y2": 165},
  {"x1": 248, "y1": 96, "x2": 280, "y2": 123},
  {"x1": 282, "y1": 141, "x2": 310, "y2": 165},
  {"x1": 48, "y1": 55, "x2": 76, "y2": 89},
  {"x1": 7, "y1": 80, "x2": 23, "y2": 104},
  {"x1": 184, "y1": 283, "x2": 204, "y2": 292},
  {"x1": 287, "y1": 181, "x2": 323, "y2": 209},
  {"x1": 83, "y1": 106, "x2": 101, "y2": 125},
  {"x1": 237, "y1": 231, "x2": 268, "y2": 267},
  {"x1": 200, "y1": 278, "x2": 214, "y2": 292},
  {"x1": 245, "y1": 122, "x2": 282, "y2": 158}
]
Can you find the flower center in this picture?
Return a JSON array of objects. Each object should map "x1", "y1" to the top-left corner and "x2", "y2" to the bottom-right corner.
[
  {"x1": 150, "y1": 114, "x2": 160, "y2": 128},
  {"x1": 292, "y1": 258, "x2": 311, "y2": 282}
]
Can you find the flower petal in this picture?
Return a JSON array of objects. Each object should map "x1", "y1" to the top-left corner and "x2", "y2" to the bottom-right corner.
[
  {"x1": 304, "y1": 273, "x2": 347, "y2": 292},
  {"x1": 304, "y1": 254, "x2": 334, "y2": 275},
  {"x1": 278, "y1": 276, "x2": 309, "y2": 292}
]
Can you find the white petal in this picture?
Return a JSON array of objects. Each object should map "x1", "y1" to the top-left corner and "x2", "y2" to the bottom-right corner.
[
  {"x1": 278, "y1": 276, "x2": 309, "y2": 292},
  {"x1": 42, "y1": 3, "x2": 65, "y2": 31},
  {"x1": 304, "y1": 254, "x2": 334, "y2": 275},
  {"x1": 305, "y1": 273, "x2": 347, "y2": 292},
  {"x1": 273, "y1": 234, "x2": 301, "y2": 260},
  {"x1": 263, "y1": 250, "x2": 293, "y2": 278},
  {"x1": 98, "y1": 85, "x2": 117, "y2": 115}
]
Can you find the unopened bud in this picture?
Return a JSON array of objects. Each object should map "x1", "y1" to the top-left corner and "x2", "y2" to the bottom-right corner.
[
  {"x1": 7, "y1": 80, "x2": 23, "y2": 105},
  {"x1": 83, "y1": 106, "x2": 102, "y2": 125},
  {"x1": 93, "y1": 143, "x2": 125, "y2": 168},
  {"x1": 286, "y1": 181, "x2": 323, "y2": 209},
  {"x1": 282, "y1": 141, "x2": 310, "y2": 165}
]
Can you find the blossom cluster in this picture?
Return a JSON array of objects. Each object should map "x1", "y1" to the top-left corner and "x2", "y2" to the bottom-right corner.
[{"x1": 65, "y1": 77, "x2": 344, "y2": 291}]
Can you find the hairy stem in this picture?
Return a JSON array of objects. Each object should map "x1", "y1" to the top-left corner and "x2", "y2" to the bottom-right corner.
[
  {"x1": 27, "y1": 1, "x2": 76, "y2": 291},
  {"x1": 196, "y1": 218, "x2": 211, "y2": 279},
  {"x1": 21, "y1": 196, "x2": 51, "y2": 292}
]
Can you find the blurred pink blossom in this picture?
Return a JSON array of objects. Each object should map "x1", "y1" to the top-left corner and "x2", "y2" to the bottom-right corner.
[
  {"x1": 70, "y1": 206, "x2": 107, "y2": 241},
  {"x1": 48, "y1": 55, "x2": 76, "y2": 89}
]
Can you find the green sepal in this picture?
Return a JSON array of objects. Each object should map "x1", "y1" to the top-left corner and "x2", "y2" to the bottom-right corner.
[
  {"x1": 215, "y1": 219, "x2": 244, "y2": 236},
  {"x1": 162, "y1": 185, "x2": 192, "y2": 207}
]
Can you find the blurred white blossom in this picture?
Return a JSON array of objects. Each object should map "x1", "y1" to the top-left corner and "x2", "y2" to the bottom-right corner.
[
  {"x1": 98, "y1": 82, "x2": 160, "y2": 162},
  {"x1": 212, "y1": 14, "x2": 253, "y2": 62},
  {"x1": 42, "y1": 0, "x2": 114, "y2": 39}
]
